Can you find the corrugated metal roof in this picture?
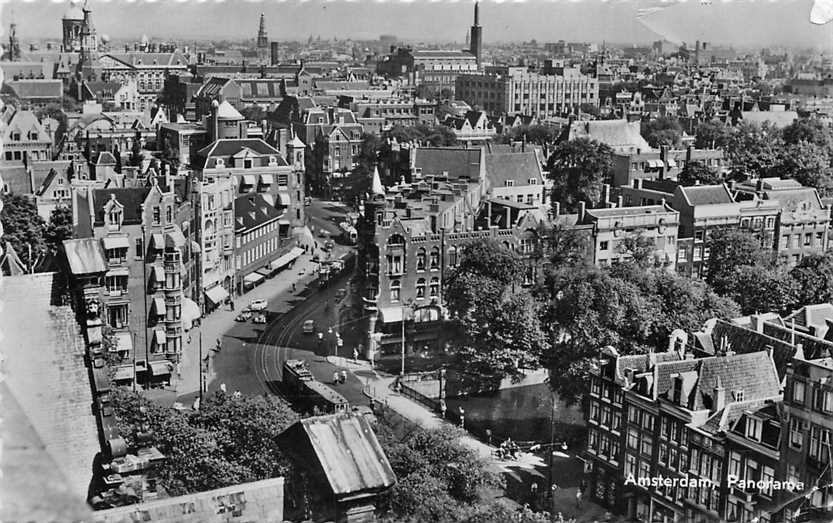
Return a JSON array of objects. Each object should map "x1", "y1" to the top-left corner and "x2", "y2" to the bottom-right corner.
[
  {"x1": 63, "y1": 238, "x2": 107, "y2": 275},
  {"x1": 289, "y1": 413, "x2": 396, "y2": 495}
]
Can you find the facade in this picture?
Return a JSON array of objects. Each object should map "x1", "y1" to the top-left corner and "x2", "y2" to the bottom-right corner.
[
  {"x1": 611, "y1": 146, "x2": 727, "y2": 188},
  {"x1": 74, "y1": 181, "x2": 188, "y2": 386},
  {"x1": 484, "y1": 148, "x2": 548, "y2": 208},
  {"x1": 34, "y1": 162, "x2": 73, "y2": 220},
  {"x1": 195, "y1": 176, "x2": 236, "y2": 312},
  {"x1": 586, "y1": 345, "x2": 783, "y2": 522},
  {"x1": 440, "y1": 110, "x2": 496, "y2": 142},
  {"x1": 97, "y1": 52, "x2": 189, "y2": 112},
  {"x1": 1, "y1": 109, "x2": 54, "y2": 165},
  {"x1": 235, "y1": 192, "x2": 287, "y2": 291},
  {"x1": 734, "y1": 178, "x2": 830, "y2": 266},
  {"x1": 455, "y1": 66, "x2": 599, "y2": 117},
  {"x1": 158, "y1": 122, "x2": 209, "y2": 168}
]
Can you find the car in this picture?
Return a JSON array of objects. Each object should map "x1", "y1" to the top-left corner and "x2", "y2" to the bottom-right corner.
[
  {"x1": 235, "y1": 311, "x2": 252, "y2": 322},
  {"x1": 249, "y1": 299, "x2": 268, "y2": 311},
  {"x1": 302, "y1": 320, "x2": 315, "y2": 334},
  {"x1": 252, "y1": 313, "x2": 267, "y2": 324}
]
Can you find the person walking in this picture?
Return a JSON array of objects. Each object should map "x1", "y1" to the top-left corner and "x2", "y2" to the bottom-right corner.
[
  {"x1": 292, "y1": 283, "x2": 296, "y2": 293},
  {"x1": 575, "y1": 488, "x2": 583, "y2": 509},
  {"x1": 439, "y1": 399, "x2": 447, "y2": 419},
  {"x1": 458, "y1": 406, "x2": 465, "y2": 429},
  {"x1": 352, "y1": 348, "x2": 359, "y2": 363}
]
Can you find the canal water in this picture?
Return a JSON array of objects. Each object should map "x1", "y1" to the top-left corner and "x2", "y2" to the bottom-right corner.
[{"x1": 444, "y1": 383, "x2": 585, "y2": 445}]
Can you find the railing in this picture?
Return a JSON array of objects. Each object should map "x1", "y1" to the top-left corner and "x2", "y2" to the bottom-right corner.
[{"x1": 398, "y1": 376, "x2": 441, "y2": 411}]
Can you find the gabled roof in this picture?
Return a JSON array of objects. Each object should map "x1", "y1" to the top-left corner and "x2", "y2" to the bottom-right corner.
[
  {"x1": 5, "y1": 80, "x2": 63, "y2": 100},
  {"x1": 91, "y1": 188, "x2": 151, "y2": 225},
  {"x1": 277, "y1": 413, "x2": 396, "y2": 496},
  {"x1": 234, "y1": 193, "x2": 282, "y2": 231},
  {"x1": 567, "y1": 119, "x2": 652, "y2": 153},
  {"x1": 216, "y1": 100, "x2": 243, "y2": 120},
  {"x1": 413, "y1": 147, "x2": 482, "y2": 180},
  {"x1": 784, "y1": 304, "x2": 833, "y2": 329},
  {"x1": 198, "y1": 139, "x2": 286, "y2": 165},
  {"x1": 485, "y1": 151, "x2": 543, "y2": 188},
  {"x1": 701, "y1": 397, "x2": 780, "y2": 434}
]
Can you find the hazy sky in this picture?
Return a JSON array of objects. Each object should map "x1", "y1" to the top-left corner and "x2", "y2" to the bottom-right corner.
[{"x1": 2, "y1": 0, "x2": 833, "y2": 48}]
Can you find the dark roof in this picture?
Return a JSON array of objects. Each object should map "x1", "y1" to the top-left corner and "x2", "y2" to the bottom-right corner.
[
  {"x1": 195, "y1": 77, "x2": 232, "y2": 98},
  {"x1": 84, "y1": 81, "x2": 121, "y2": 99},
  {"x1": 63, "y1": 238, "x2": 107, "y2": 275},
  {"x1": 91, "y1": 188, "x2": 151, "y2": 226},
  {"x1": 701, "y1": 398, "x2": 779, "y2": 434},
  {"x1": 95, "y1": 151, "x2": 117, "y2": 166},
  {"x1": 104, "y1": 52, "x2": 188, "y2": 68},
  {"x1": 413, "y1": 147, "x2": 482, "y2": 180},
  {"x1": 238, "y1": 79, "x2": 284, "y2": 99},
  {"x1": 277, "y1": 413, "x2": 396, "y2": 496},
  {"x1": 679, "y1": 184, "x2": 734, "y2": 206},
  {"x1": 235, "y1": 193, "x2": 282, "y2": 230},
  {"x1": 5, "y1": 79, "x2": 63, "y2": 100},
  {"x1": 485, "y1": 151, "x2": 543, "y2": 187},
  {"x1": 0, "y1": 166, "x2": 32, "y2": 194},
  {"x1": 198, "y1": 139, "x2": 285, "y2": 162},
  {"x1": 692, "y1": 351, "x2": 781, "y2": 410}
]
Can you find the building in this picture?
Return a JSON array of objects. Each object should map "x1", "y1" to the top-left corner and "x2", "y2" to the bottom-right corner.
[
  {"x1": 484, "y1": 147, "x2": 548, "y2": 207},
  {"x1": 611, "y1": 146, "x2": 727, "y2": 188},
  {"x1": 455, "y1": 66, "x2": 599, "y2": 118},
  {"x1": 440, "y1": 110, "x2": 496, "y2": 143},
  {"x1": 33, "y1": 161, "x2": 73, "y2": 220},
  {"x1": 97, "y1": 52, "x2": 188, "y2": 112},
  {"x1": 195, "y1": 176, "x2": 236, "y2": 313},
  {"x1": 235, "y1": 192, "x2": 285, "y2": 292},
  {"x1": 585, "y1": 344, "x2": 783, "y2": 522},
  {"x1": 734, "y1": 177, "x2": 830, "y2": 266},
  {"x1": 73, "y1": 181, "x2": 188, "y2": 386},
  {"x1": 562, "y1": 119, "x2": 649, "y2": 155},
  {"x1": 158, "y1": 122, "x2": 209, "y2": 168},
  {"x1": 1, "y1": 109, "x2": 54, "y2": 165}
]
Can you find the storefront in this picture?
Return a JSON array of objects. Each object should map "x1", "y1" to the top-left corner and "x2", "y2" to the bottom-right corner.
[
  {"x1": 243, "y1": 271, "x2": 266, "y2": 290},
  {"x1": 204, "y1": 285, "x2": 229, "y2": 312}
]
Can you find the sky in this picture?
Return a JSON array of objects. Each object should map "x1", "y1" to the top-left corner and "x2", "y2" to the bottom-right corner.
[{"x1": 2, "y1": 0, "x2": 833, "y2": 49}]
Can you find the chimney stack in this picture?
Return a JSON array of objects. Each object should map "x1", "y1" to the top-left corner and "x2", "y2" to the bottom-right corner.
[
  {"x1": 579, "y1": 201, "x2": 586, "y2": 221},
  {"x1": 617, "y1": 195, "x2": 623, "y2": 208},
  {"x1": 713, "y1": 376, "x2": 726, "y2": 413}
]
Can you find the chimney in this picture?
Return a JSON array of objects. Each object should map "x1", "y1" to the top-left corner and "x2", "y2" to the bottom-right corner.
[
  {"x1": 579, "y1": 201, "x2": 586, "y2": 221},
  {"x1": 602, "y1": 184, "x2": 611, "y2": 206},
  {"x1": 713, "y1": 376, "x2": 726, "y2": 413},
  {"x1": 617, "y1": 195, "x2": 623, "y2": 209},
  {"x1": 660, "y1": 198, "x2": 666, "y2": 207},
  {"x1": 553, "y1": 201, "x2": 560, "y2": 217},
  {"x1": 686, "y1": 145, "x2": 693, "y2": 163},
  {"x1": 756, "y1": 179, "x2": 764, "y2": 192}
]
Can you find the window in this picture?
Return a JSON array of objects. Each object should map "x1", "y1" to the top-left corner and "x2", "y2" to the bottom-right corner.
[
  {"x1": 153, "y1": 206, "x2": 161, "y2": 224},
  {"x1": 416, "y1": 278, "x2": 426, "y2": 299},
  {"x1": 694, "y1": 230, "x2": 704, "y2": 242},
  {"x1": 600, "y1": 241, "x2": 609, "y2": 251},
  {"x1": 390, "y1": 279, "x2": 401, "y2": 302},
  {"x1": 735, "y1": 390, "x2": 744, "y2": 402},
  {"x1": 591, "y1": 379, "x2": 601, "y2": 396},
  {"x1": 108, "y1": 208, "x2": 122, "y2": 228},
  {"x1": 823, "y1": 389, "x2": 833, "y2": 413},
  {"x1": 505, "y1": 180, "x2": 515, "y2": 187},
  {"x1": 761, "y1": 466, "x2": 775, "y2": 497},
  {"x1": 590, "y1": 402, "x2": 600, "y2": 423},
  {"x1": 729, "y1": 452, "x2": 742, "y2": 478},
  {"x1": 628, "y1": 407, "x2": 641, "y2": 426},
  {"x1": 746, "y1": 417, "x2": 761, "y2": 441},
  {"x1": 430, "y1": 248, "x2": 440, "y2": 270},
  {"x1": 627, "y1": 428, "x2": 639, "y2": 450},
  {"x1": 677, "y1": 247, "x2": 687, "y2": 262},
  {"x1": 641, "y1": 437, "x2": 653, "y2": 457},
  {"x1": 416, "y1": 248, "x2": 426, "y2": 271},
  {"x1": 642, "y1": 412, "x2": 655, "y2": 432},
  {"x1": 805, "y1": 233, "x2": 813, "y2": 246},
  {"x1": 429, "y1": 277, "x2": 439, "y2": 297},
  {"x1": 810, "y1": 425, "x2": 822, "y2": 459},
  {"x1": 790, "y1": 417, "x2": 803, "y2": 450},
  {"x1": 766, "y1": 217, "x2": 775, "y2": 229},
  {"x1": 166, "y1": 206, "x2": 172, "y2": 224},
  {"x1": 448, "y1": 247, "x2": 458, "y2": 267},
  {"x1": 625, "y1": 454, "x2": 637, "y2": 477},
  {"x1": 793, "y1": 380, "x2": 806, "y2": 404}
]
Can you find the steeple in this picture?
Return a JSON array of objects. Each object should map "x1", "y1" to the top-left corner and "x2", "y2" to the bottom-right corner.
[
  {"x1": 371, "y1": 165, "x2": 385, "y2": 198},
  {"x1": 474, "y1": 1, "x2": 480, "y2": 26},
  {"x1": 257, "y1": 13, "x2": 268, "y2": 48},
  {"x1": 469, "y1": 1, "x2": 483, "y2": 68}
]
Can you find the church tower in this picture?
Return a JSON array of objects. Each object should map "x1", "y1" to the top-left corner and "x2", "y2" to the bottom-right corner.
[
  {"x1": 256, "y1": 13, "x2": 269, "y2": 64},
  {"x1": 469, "y1": 1, "x2": 482, "y2": 68},
  {"x1": 7, "y1": 18, "x2": 20, "y2": 62}
]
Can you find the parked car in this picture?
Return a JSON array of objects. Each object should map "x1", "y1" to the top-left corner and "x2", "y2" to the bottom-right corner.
[
  {"x1": 235, "y1": 311, "x2": 252, "y2": 322},
  {"x1": 302, "y1": 320, "x2": 315, "y2": 333},
  {"x1": 252, "y1": 313, "x2": 267, "y2": 324},
  {"x1": 249, "y1": 299, "x2": 268, "y2": 311}
]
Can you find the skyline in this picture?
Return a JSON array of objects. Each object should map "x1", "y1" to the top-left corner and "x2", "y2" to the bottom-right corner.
[{"x1": 1, "y1": 0, "x2": 833, "y2": 49}]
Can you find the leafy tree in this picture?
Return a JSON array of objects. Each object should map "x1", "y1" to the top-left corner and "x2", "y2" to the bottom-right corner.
[
  {"x1": 579, "y1": 103, "x2": 601, "y2": 118},
  {"x1": 541, "y1": 220, "x2": 591, "y2": 270},
  {"x1": 694, "y1": 120, "x2": 733, "y2": 150},
  {"x1": 464, "y1": 502, "x2": 550, "y2": 523},
  {"x1": 130, "y1": 130, "x2": 143, "y2": 167},
  {"x1": 43, "y1": 205, "x2": 74, "y2": 256},
  {"x1": 375, "y1": 421, "x2": 502, "y2": 523},
  {"x1": 35, "y1": 103, "x2": 68, "y2": 150},
  {"x1": 677, "y1": 161, "x2": 722, "y2": 187},
  {"x1": 641, "y1": 116, "x2": 683, "y2": 148},
  {"x1": 790, "y1": 252, "x2": 833, "y2": 306},
  {"x1": 546, "y1": 138, "x2": 614, "y2": 212},
  {"x1": 705, "y1": 228, "x2": 774, "y2": 296},
  {"x1": 724, "y1": 121, "x2": 783, "y2": 181},
  {"x1": 499, "y1": 125, "x2": 557, "y2": 146},
  {"x1": 616, "y1": 230, "x2": 660, "y2": 267},
  {"x1": 782, "y1": 118, "x2": 833, "y2": 149},
  {"x1": 720, "y1": 265, "x2": 799, "y2": 316},
  {"x1": 774, "y1": 141, "x2": 833, "y2": 197},
  {"x1": 239, "y1": 105, "x2": 266, "y2": 122},
  {"x1": 111, "y1": 389, "x2": 298, "y2": 496},
  {"x1": 0, "y1": 193, "x2": 47, "y2": 269}
]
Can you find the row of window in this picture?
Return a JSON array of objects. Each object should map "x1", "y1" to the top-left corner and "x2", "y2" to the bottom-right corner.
[
  {"x1": 388, "y1": 277, "x2": 440, "y2": 302},
  {"x1": 781, "y1": 232, "x2": 825, "y2": 249},
  {"x1": 4, "y1": 149, "x2": 50, "y2": 161},
  {"x1": 587, "y1": 428, "x2": 620, "y2": 463},
  {"x1": 590, "y1": 378, "x2": 624, "y2": 405},
  {"x1": 241, "y1": 236, "x2": 280, "y2": 268},
  {"x1": 588, "y1": 400, "x2": 623, "y2": 432}
]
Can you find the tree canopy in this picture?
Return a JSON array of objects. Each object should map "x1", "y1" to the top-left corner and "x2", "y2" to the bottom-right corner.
[
  {"x1": 44, "y1": 205, "x2": 74, "y2": 257},
  {"x1": 0, "y1": 193, "x2": 47, "y2": 269},
  {"x1": 546, "y1": 138, "x2": 614, "y2": 213},
  {"x1": 677, "y1": 161, "x2": 722, "y2": 187},
  {"x1": 641, "y1": 116, "x2": 683, "y2": 148}
]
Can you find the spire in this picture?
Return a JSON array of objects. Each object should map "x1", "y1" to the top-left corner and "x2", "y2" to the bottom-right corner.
[
  {"x1": 371, "y1": 165, "x2": 385, "y2": 197},
  {"x1": 474, "y1": 1, "x2": 480, "y2": 26},
  {"x1": 257, "y1": 13, "x2": 268, "y2": 48}
]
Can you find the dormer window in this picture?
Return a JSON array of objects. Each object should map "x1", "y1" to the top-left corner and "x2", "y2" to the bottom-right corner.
[
  {"x1": 734, "y1": 390, "x2": 744, "y2": 402},
  {"x1": 746, "y1": 416, "x2": 761, "y2": 441},
  {"x1": 528, "y1": 178, "x2": 538, "y2": 185},
  {"x1": 505, "y1": 180, "x2": 515, "y2": 187},
  {"x1": 108, "y1": 208, "x2": 123, "y2": 228},
  {"x1": 153, "y1": 206, "x2": 161, "y2": 225},
  {"x1": 216, "y1": 158, "x2": 225, "y2": 168},
  {"x1": 244, "y1": 158, "x2": 253, "y2": 169}
]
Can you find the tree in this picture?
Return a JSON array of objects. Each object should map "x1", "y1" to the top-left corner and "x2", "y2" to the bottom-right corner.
[
  {"x1": 723, "y1": 121, "x2": 783, "y2": 181},
  {"x1": 130, "y1": 131, "x2": 143, "y2": 167},
  {"x1": 782, "y1": 118, "x2": 833, "y2": 149},
  {"x1": 641, "y1": 116, "x2": 683, "y2": 148},
  {"x1": 375, "y1": 421, "x2": 502, "y2": 523},
  {"x1": 541, "y1": 220, "x2": 591, "y2": 270},
  {"x1": 677, "y1": 161, "x2": 722, "y2": 187},
  {"x1": 720, "y1": 265, "x2": 799, "y2": 316},
  {"x1": 546, "y1": 138, "x2": 614, "y2": 213},
  {"x1": 111, "y1": 389, "x2": 298, "y2": 496},
  {"x1": 579, "y1": 103, "x2": 601, "y2": 119},
  {"x1": 694, "y1": 120, "x2": 733, "y2": 150},
  {"x1": 616, "y1": 230, "x2": 660, "y2": 267},
  {"x1": 43, "y1": 205, "x2": 74, "y2": 256},
  {"x1": 773, "y1": 141, "x2": 833, "y2": 196},
  {"x1": 0, "y1": 193, "x2": 47, "y2": 269},
  {"x1": 705, "y1": 228, "x2": 774, "y2": 296},
  {"x1": 35, "y1": 103, "x2": 68, "y2": 151},
  {"x1": 790, "y1": 252, "x2": 833, "y2": 306},
  {"x1": 239, "y1": 105, "x2": 266, "y2": 122}
]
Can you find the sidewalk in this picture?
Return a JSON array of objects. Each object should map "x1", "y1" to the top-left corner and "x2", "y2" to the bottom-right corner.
[{"x1": 173, "y1": 249, "x2": 321, "y2": 402}]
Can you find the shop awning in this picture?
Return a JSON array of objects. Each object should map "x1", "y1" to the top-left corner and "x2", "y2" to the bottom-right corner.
[
  {"x1": 106, "y1": 267, "x2": 129, "y2": 277},
  {"x1": 666, "y1": 159, "x2": 677, "y2": 168},
  {"x1": 150, "y1": 233, "x2": 165, "y2": 250},
  {"x1": 182, "y1": 298, "x2": 201, "y2": 330},
  {"x1": 243, "y1": 272, "x2": 265, "y2": 285},
  {"x1": 166, "y1": 227, "x2": 186, "y2": 249},
  {"x1": 270, "y1": 247, "x2": 303, "y2": 270},
  {"x1": 152, "y1": 265, "x2": 164, "y2": 283},
  {"x1": 191, "y1": 240, "x2": 201, "y2": 253},
  {"x1": 153, "y1": 329, "x2": 166, "y2": 346},
  {"x1": 261, "y1": 194, "x2": 275, "y2": 206},
  {"x1": 103, "y1": 236, "x2": 130, "y2": 250},
  {"x1": 378, "y1": 306, "x2": 403, "y2": 324},
  {"x1": 277, "y1": 192, "x2": 291, "y2": 206},
  {"x1": 279, "y1": 218, "x2": 291, "y2": 226},
  {"x1": 256, "y1": 267, "x2": 272, "y2": 277},
  {"x1": 153, "y1": 297, "x2": 166, "y2": 315},
  {"x1": 149, "y1": 360, "x2": 172, "y2": 376},
  {"x1": 647, "y1": 159, "x2": 663, "y2": 169},
  {"x1": 113, "y1": 365, "x2": 135, "y2": 382},
  {"x1": 114, "y1": 331, "x2": 133, "y2": 353},
  {"x1": 205, "y1": 286, "x2": 229, "y2": 305},
  {"x1": 260, "y1": 174, "x2": 274, "y2": 185},
  {"x1": 242, "y1": 175, "x2": 257, "y2": 185}
]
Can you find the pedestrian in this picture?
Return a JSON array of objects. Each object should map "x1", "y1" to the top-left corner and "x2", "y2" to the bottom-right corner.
[
  {"x1": 292, "y1": 283, "x2": 296, "y2": 292},
  {"x1": 230, "y1": 300, "x2": 235, "y2": 311},
  {"x1": 439, "y1": 399, "x2": 447, "y2": 419},
  {"x1": 575, "y1": 488, "x2": 583, "y2": 509},
  {"x1": 531, "y1": 482, "x2": 538, "y2": 503},
  {"x1": 352, "y1": 348, "x2": 359, "y2": 363},
  {"x1": 458, "y1": 406, "x2": 465, "y2": 429},
  {"x1": 579, "y1": 480, "x2": 588, "y2": 494}
]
